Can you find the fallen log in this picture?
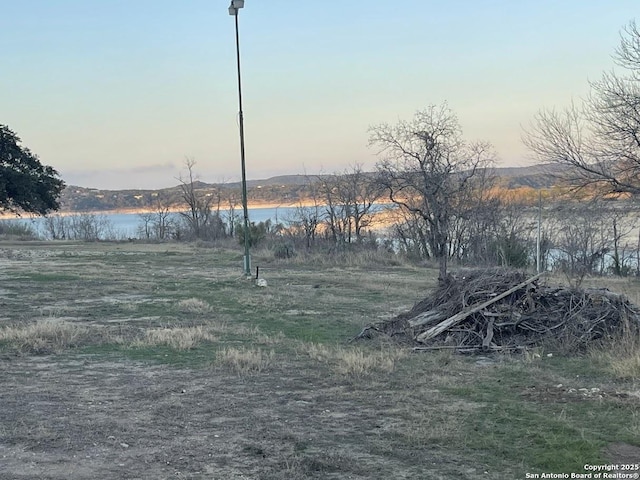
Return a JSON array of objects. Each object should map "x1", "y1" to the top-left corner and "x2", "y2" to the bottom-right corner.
[{"x1": 416, "y1": 272, "x2": 543, "y2": 343}]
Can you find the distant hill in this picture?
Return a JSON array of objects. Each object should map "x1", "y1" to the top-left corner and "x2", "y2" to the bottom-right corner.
[
  {"x1": 58, "y1": 164, "x2": 568, "y2": 213},
  {"x1": 245, "y1": 175, "x2": 316, "y2": 187},
  {"x1": 492, "y1": 164, "x2": 568, "y2": 189}
]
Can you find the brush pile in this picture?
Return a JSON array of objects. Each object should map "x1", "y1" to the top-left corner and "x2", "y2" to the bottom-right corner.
[{"x1": 354, "y1": 268, "x2": 640, "y2": 353}]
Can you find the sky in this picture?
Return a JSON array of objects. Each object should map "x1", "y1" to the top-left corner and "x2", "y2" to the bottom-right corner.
[{"x1": 1, "y1": 1, "x2": 637, "y2": 190}]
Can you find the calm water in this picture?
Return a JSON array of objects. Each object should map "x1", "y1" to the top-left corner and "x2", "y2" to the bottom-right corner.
[{"x1": 4, "y1": 206, "x2": 301, "y2": 239}]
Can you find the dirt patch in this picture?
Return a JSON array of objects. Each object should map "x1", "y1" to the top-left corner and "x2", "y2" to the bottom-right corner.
[
  {"x1": 0, "y1": 354, "x2": 488, "y2": 480},
  {"x1": 2, "y1": 242, "x2": 638, "y2": 478},
  {"x1": 604, "y1": 442, "x2": 640, "y2": 464}
]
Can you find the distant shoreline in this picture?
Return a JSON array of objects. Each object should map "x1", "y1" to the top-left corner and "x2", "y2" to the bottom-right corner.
[{"x1": 0, "y1": 199, "x2": 323, "y2": 220}]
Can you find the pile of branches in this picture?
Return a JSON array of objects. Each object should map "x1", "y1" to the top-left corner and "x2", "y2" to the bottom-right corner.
[{"x1": 354, "y1": 268, "x2": 640, "y2": 353}]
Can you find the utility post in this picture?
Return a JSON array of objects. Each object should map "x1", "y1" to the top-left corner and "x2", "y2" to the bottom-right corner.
[{"x1": 228, "y1": 0, "x2": 251, "y2": 277}]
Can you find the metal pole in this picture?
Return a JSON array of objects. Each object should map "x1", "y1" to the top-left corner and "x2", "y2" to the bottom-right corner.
[
  {"x1": 234, "y1": 10, "x2": 251, "y2": 276},
  {"x1": 536, "y1": 190, "x2": 542, "y2": 273}
]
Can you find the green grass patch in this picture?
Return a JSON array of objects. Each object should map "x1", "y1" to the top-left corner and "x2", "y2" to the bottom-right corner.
[
  {"x1": 77, "y1": 342, "x2": 219, "y2": 367},
  {"x1": 542, "y1": 354, "x2": 613, "y2": 380},
  {"x1": 259, "y1": 314, "x2": 358, "y2": 343},
  {"x1": 441, "y1": 361, "x2": 640, "y2": 474}
]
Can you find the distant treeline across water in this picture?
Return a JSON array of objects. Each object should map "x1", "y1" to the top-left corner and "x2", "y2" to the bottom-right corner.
[{"x1": 4, "y1": 206, "x2": 300, "y2": 239}]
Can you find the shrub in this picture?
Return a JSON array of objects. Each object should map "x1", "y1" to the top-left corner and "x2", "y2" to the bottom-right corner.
[
  {"x1": 300, "y1": 343, "x2": 407, "y2": 377},
  {"x1": 493, "y1": 233, "x2": 530, "y2": 268},
  {"x1": 237, "y1": 220, "x2": 269, "y2": 247},
  {"x1": 177, "y1": 298, "x2": 212, "y2": 314},
  {"x1": 0, "y1": 220, "x2": 38, "y2": 239},
  {"x1": 0, "y1": 319, "x2": 90, "y2": 354},
  {"x1": 590, "y1": 321, "x2": 640, "y2": 379},
  {"x1": 215, "y1": 347, "x2": 274, "y2": 375},
  {"x1": 134, "y1": 326, "x2": 217, "y2": 350},
  {"x1": 273, "y1": 242, "x2": 296, "y2": 259}
]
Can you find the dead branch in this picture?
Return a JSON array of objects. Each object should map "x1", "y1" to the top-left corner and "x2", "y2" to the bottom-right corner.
[
  {"x1": 355, "y1": 268, "x2": 640, "y2": 354},
  {"x1": 416, "y1": 272, "x2": 543, "y2": 342}
]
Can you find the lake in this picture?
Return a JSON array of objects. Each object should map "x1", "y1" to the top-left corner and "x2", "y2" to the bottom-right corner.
[{"x1": 3, "y1": 206, "x2": 303, "y2": 239}]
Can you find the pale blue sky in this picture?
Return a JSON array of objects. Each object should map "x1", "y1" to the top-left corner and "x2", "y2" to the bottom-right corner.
[{"x1": 1, "y1": 1, "x2": 636, "y2": 189}]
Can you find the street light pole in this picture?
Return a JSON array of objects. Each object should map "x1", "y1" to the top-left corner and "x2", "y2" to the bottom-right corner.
[{"x1": 229, "y1": 0, "x2": 251, "y2": 277}]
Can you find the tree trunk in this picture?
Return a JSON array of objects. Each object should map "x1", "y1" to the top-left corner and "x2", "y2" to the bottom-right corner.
[{"x1": 438, "y1": 255, "x2": 448, "y2": 282}]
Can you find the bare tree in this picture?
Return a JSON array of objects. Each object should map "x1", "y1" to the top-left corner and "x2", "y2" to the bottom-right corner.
[
  {"x1": 370, "y1": 103, "x2": 495, "y2": 280},
  {"x1": 387, "y1": 207, "x2": 430, "y2": 260},
  {"x1": 43, "y1": 214, "x2": 68, "y2": 240},
  {"x1": 318, "y1": 175, "x2": 348, "y2": 245},
  {"x1": 152, "y1": 193, "x2": 174, "y2": 240},
  {"x1": 448, "y1": 165, "x2": 502, "y2": 264},
  {"x1": 609, "y1": 214, "x2": 634, "y2": 276},
  {"x1": 317, "y1": 165, "x2": 383, "y2": 245},
  {"x1": 280, "y1": 173, "x2": 322, "y2": 251},
  {"x1": 137, "y1": 212, "x2": 154, "y2": 240},
  {"x1": 550, "y1": 202, "x2": 610, "y2": 286},
  {"x1": 68, "y1": 213, "x2": 114, "y2": 241},
  {"x1": 178, "y1": 158, "x2": 212, "y2": 239},
  {"x1": 176, "y1": 158, "x2": 226, "y2": 240},
  {"x1": 287, "y1": 199, "x2": 322, "y2": 251},
  {"x1": 44, "y1": 213, "x2": 114, "y2": 241},
  {"x1": 338, "y1": 164, "x2": 384, "y2": 242},
  {"x1": 524, "y1": 21, "x2": 640, "y2": 195}
]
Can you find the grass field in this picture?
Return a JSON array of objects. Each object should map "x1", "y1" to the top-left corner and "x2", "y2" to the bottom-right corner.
[{"x1": 0, "y1": 240, "x2": 638, "y2": 479}]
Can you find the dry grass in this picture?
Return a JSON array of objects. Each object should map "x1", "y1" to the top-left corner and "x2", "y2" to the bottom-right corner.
[
  {"x1": 278, "y1": 248, "x2": 409, "y2": 268},
  {"x1": 304, "y1": 342, "x2": 333, "y2": 362},
  {"x1": 623, "y1": 411, "x2": 640, "y2": 439},
  {"x1": 402, "y1": 399, "x2": 467, "y2": 446},
  {"x1": 255, "y1": 331, "x2": 286, "y2": 345},
  {"x1": 0, "y1": 319, "x2": 91, "y2": 354},
  {"x1": 589, "y1": 316, "x2": 640, "y2": 379},
  {"x1": 580, "y1": 275, "x2": 640, "y2": 306},
  {"x1": 215, "y1": 347, "x2": 275, "y2": 375},
  {"x1": 177, "y1": 298, "x2": 212, "y2": 314},
  {"x1": 334, "y1": 349, "x2": 394, "y2": 376},
  {"x1": 133, "y1": 326, "x2": 217, "y2": 350},
  {"x1": 0, "y1": 314, "x2": 257, "y2": 355},
  {"x1": 301, "y1": 343, "x2": 408, "y2": 377},
  {"x1": 522, "y1": 347, "x2": 545, "y2": 363},
  {"x1": 593, "y1": 340, "x2": 640, "y2": 380},
  {"x1": 3, "y1": 242, "x2": 640, "y2": 478},
  {"x1": 608, "y1": 351, "x2": 640, "y2": 379}
]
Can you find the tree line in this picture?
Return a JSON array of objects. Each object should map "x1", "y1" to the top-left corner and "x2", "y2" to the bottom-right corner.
[{"x1": 2, "y1": 20, "x2": 640, "y2": 286}]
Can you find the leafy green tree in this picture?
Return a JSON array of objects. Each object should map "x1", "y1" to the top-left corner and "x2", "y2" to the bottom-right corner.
[{"x1": 0, "y1": 125, "x2": 65, "y2": 215}]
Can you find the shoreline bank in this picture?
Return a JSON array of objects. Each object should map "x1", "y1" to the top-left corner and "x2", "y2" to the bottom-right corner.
[{"x1": 0, "y1": 200, "x2": 323, "y2": 220}]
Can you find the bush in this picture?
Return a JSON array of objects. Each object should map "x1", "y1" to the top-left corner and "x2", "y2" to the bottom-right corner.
[
  {"x1": 0, "y1": 319, "x2": 91, "y2": 354},
  {"x1": 493, "y1": 233, "x2": 530, "y2": 268},
  {"x1": 215, "y1": 347, "x2": 274, "y2": 375},
  {"x1": 42, "y1": 213, "x2": 116, "y2": 241},
  {"x1": 0, "y1": 220, "x2": 39, "y2": 239},
  {"x1": 133, "y1": 326, "x2": 217, "y2": 350},
  {"x1": 237, "y1": 220, "x2": 269, "y2": 247},
  {"x1": 273, "y1": 242, "x2": 296, "y2": 259}
]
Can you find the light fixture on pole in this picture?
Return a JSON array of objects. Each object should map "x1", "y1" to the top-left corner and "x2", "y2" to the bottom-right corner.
[{"x1": 229, "y1": 0, "x2": 251, "y2": 277}]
